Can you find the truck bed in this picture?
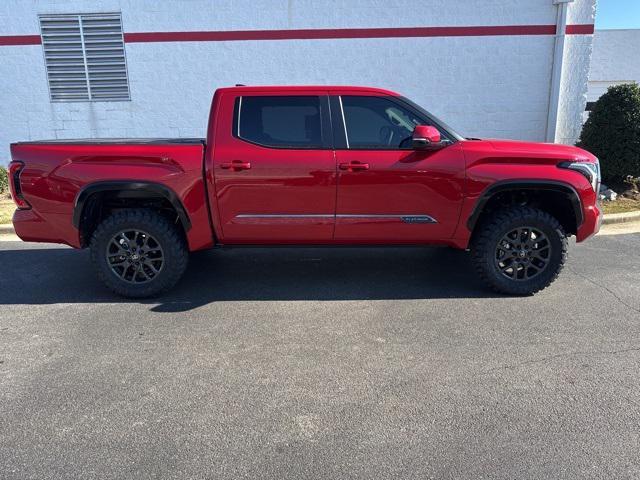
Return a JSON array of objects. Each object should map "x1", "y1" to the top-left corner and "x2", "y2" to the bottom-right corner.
[
  {"x1": 12, "y1": 138, "x2": 204, "y2": 145},
  {"x1": 9, "y1": 137, "x2": 212, "y2": 251}
]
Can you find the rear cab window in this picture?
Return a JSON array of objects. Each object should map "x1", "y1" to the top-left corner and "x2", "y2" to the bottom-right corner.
[{"x1": 233, "y1": 96, "x2": 327, "y2": 149}]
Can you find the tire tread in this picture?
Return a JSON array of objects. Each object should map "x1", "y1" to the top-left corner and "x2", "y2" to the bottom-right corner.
[
  {"x1": 89, "y1": 209, "x2": 188, "y2": 298},
  {"x1": 471, "y1": 206, "x2": 568, "y2": 295}
]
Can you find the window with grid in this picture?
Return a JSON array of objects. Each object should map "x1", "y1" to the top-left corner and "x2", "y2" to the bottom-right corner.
[{"x1": 39, "y1": 13, "x2": 130, "y2": 102}]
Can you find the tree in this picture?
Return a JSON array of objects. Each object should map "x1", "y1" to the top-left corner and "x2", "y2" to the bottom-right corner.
[
  {"x1": 0, "y1": 166, "x2": 8, "y2": 195},
  {"x1": 577, "y1": 83, "x2": 640, "y2": 183}
]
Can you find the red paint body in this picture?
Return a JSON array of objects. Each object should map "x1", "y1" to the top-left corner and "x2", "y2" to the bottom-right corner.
[{"x1": 9, "y1": 86, "x2": 601, "y2": 251}]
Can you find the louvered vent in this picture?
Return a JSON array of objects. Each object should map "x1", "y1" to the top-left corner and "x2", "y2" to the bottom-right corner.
[{"x1": 39, "y1": 13, "x2": 130, "y2": 102}]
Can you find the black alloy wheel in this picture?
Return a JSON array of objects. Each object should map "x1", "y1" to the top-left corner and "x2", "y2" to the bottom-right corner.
[
  {"x1": 494, "y1": 226, "x2": 551, "y2": 281},
  {"x1": 90, "y1": 209, "x2": 188, "y2": 298},
  {"x1": 106, "y1": 229, "x2": 164, "y2": 284},
  {"x1": 472, "y1": 206, "x2": 568, "y2": 295}
]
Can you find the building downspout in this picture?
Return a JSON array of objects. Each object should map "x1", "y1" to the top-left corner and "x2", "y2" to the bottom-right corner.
[{"x1": 546, "y1": 0, "x2": 573, "y2": 142}]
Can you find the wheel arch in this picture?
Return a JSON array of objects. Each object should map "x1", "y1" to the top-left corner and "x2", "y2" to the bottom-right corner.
[
  {"x1": 467, "y1": 180, "x2": 583, "y2": 237},
  {"x1": 73, "y1": 181, "x2": 191, "y2": 246}
]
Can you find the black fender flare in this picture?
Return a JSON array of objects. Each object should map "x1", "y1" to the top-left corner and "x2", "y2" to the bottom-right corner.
[
  {"x1": 72, "y1": 181, "x2": 192, "y2": 231},
  {"x1": 466, "y1": 180, "x2": 583, "y2": 232}
]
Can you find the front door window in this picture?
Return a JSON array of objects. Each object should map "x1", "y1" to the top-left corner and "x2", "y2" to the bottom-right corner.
[{"x1": 341, "y1": 96, "x2": 436, "y2": 149}]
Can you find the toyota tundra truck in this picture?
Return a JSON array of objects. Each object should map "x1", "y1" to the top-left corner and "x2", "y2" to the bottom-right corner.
[{"x1": 8, "y1": 86, "x2": 601, "y2": 297}]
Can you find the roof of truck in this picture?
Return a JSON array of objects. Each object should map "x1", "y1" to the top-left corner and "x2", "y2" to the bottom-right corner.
[{"x1": 216, "y1": 85, "x2": 401, "y2": 96}]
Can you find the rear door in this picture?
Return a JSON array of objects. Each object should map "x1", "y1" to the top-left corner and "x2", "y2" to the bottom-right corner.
[
  {"x1": 211, "y1": 91, "x2": 336, "y2": 244},
  {"x1": 332, "y1": 94, "x2": 465, "y2": 243}
]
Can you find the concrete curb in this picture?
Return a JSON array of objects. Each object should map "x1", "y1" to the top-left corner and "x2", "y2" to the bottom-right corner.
[
  {"x1": 0, "y1": 210, "x2": 639, "y2": 235},
  {"x1": 601, "y1": 210, "x2": 640, "y2": 225},
  {"x1": 0, "y1": 224, "x2": 14, "y2": 234}
]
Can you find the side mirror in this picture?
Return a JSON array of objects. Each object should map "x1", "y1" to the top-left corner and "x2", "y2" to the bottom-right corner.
[{"x1": 412, "y1": 125, "x2": 443, "y2": 150}]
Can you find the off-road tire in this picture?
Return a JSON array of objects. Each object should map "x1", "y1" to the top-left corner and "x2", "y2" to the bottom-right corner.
[
  {"x1": 471, "y1": 206, "x2": 568, "y2": 295},
  {"x1": 90, "y1": 209, "x2": 188, "y2": 298}
]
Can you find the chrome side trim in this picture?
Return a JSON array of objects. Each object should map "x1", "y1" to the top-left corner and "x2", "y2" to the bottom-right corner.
[
  {"x1": 338, "y1": 214, "x2": 437, "y2": 223},
  {"x1": 400, "y1": 215, "x2": 437, "y2": 224},
  {"x1": 235, "y1": 214, "x2": 334, "y2": 218},
  {"x1": 237, "y1": 96, "x2": 242, "y2": 136},
  {"x1": 338, "y1": 96, "x2": 350, "y2": 148},
  {"x1": 234, "y1": 214, "x2": 437, "y2": 223}
]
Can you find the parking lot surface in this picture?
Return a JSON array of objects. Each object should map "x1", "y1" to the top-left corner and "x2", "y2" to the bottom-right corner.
[{"x1": 1, "y1": 231, "x2": 639, "y2": 479}]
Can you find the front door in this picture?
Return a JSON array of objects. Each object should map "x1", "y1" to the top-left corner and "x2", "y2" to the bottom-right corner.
[
  {"x1": 212, "y1": 92, "x2": 336, "y2": 244},
  {"x1": 333, "y1": 95, "x2": 465, "y2": 243}
]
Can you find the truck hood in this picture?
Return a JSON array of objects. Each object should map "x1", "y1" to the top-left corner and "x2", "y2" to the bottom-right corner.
[{"x1": 485, "y1": 138, "x2": 596, "y2": 162}]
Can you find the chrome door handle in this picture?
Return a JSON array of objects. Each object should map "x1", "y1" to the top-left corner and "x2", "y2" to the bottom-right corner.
[
  {"x1": 339, "y1": 162, "x2": 369, "y2": 172},
  {"x1": 221, "y1": 160, "x2": 251, "y2": 171}
]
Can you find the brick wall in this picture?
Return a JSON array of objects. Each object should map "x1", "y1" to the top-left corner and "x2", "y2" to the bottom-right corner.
[{"x1": 0, "y1": 0, "x2": 596, "y2": 165}]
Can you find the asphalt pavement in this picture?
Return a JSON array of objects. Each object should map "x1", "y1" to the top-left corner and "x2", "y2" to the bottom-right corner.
[{"x1": 1, "y1": 229, "x2": 639, "y2": 479}]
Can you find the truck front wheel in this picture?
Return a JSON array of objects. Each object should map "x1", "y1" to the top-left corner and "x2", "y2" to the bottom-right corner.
[
  {"x1": 89, "y1": 209, "x2": 189, "y2": 298},
  {"x1": 471, "y1": 206, "x2": 568, "y2": 295}
]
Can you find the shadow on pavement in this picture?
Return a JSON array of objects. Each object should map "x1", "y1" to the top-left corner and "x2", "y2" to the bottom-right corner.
[{"x1": 0, "y1": 245, "x2": 498, "y2": 311}]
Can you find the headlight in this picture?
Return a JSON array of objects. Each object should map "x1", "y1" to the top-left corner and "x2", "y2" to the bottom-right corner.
[{"x1": 558, "y1": 160, "x2": 600, "y2": 193}]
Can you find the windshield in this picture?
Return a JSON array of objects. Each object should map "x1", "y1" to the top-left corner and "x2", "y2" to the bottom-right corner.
[{"x1": 399, "y1": 96, "x2": 465, "y2": 141}]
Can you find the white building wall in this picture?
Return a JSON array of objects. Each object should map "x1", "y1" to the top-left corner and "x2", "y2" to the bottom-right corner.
[
  {"x1": 587, "y1": 29, "x2": 640, "y2": 102},
  {"x1": 0, "y1": 0, "x2": 596, "y2": 165},
  {"x1": 556, "y1": 0, "x2": 597, "y2": 145}
]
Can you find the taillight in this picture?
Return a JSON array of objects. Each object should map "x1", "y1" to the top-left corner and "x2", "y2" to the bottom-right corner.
[{"x1": 8, "y1": 161, "x2": 31, "y2": 210}]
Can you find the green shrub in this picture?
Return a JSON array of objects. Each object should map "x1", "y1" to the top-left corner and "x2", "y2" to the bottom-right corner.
[
  {"x1": 0, "y1": 166, "x2": 8, "y2": 195},
  {"x1": 577, "y1": 83, "x2": 640, "y2": 183}
]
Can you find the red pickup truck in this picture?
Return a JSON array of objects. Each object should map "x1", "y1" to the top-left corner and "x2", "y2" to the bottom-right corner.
[{"x1": 8, "y1": 85, "x2": 601, "y2": 297}]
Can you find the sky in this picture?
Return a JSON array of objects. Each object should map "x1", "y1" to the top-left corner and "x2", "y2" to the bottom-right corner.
[{"x1": 595, "y1": 0, "x2": 640, "y2": 29}]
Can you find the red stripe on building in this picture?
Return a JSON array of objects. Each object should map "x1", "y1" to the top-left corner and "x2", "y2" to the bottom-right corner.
[
  {"x1": 0, "y1": 24, "x2": 596, "y2": 46},
  {"x1": 566, "y1": 23, "x2": 595, "y2": 34},
  {"x1": 0, "y1": 35, "x2": 41, "y2": 46},
  {"x1": 124, "y1": 25, "x2": 560, "y2": 43}
]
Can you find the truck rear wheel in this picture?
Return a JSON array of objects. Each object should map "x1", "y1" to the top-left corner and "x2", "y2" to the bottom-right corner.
[
  {"x1": 89, "y1": 209, "x2": 188, "y2": 298},
  {"x1": 471, "y1": 206, "x2": 567, "y2": 295}
]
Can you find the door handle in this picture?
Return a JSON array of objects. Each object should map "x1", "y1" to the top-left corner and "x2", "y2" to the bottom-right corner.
[
  {"x1": 339, "y1": 162, "x2": 369, "y2": 172},
  {"x1": 221, "y1": 160, "x2": 251, "y2": 171}
]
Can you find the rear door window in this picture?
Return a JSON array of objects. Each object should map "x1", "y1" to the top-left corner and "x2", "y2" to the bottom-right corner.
[{"x1": 235, "y1": 96, "x2": 323, "y2": 149}]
